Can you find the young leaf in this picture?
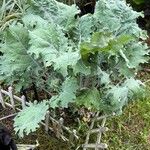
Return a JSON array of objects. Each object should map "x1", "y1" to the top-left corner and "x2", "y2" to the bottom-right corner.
[
  {"x1": 50, "y1": 77, "x2": 78, "y2": 108},
  {"x1": 76, "y1": 88, "x2": 101, "y2": 110},
  {"x1": 105, "y1": 86, "x2": 129, "y2": 113},
  {"x1": 123, "y1": 78, "x2": 144, "y2": 98}
]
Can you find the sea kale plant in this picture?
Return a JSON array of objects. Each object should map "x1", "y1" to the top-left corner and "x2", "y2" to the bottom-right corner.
[{"x1": 0, "y1": 0, "x2": 149, "y2": 137}]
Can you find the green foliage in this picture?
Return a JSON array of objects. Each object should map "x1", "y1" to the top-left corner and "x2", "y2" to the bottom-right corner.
[
  {"x1": 76, "y1": 88, "x2": 102, "y2": 110},
  {"x1": 50, "y1": 77, "x2": 78, "y2": 108},
  {"x1": 1, "y1": 0, "x2": 148, "y2": 110},
  {"x1": 0, "y1": 0, "x2": 149, "y2": 137},
  {"x1": 0, "y1": 24, "x2": 36, "y2": 87},
  {"x1": 14, "y1": 101, "x2": 49, "y2": 137},
  {"x1": 80, "y1": 32, "x2": 134, "y2": 62},
  {"x1": 132, "y1": 0, "x2": 144, "y2": 5},
  {"x1": 104, "y1": 90, "x2": 150, "y2": 149}
]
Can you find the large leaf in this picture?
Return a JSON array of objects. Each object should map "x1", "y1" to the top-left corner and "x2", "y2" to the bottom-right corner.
[
  {"x1": 94, "y1": 0, "x2": 146, "y2": 38},
  {"x1": 28, "y1": 23, "x2": 67, "y2": 63},
  {"x1": 0, "y1": 24, "x2": 35, "y2": 86},
  {"x1": 28, "y1": 0, "x2": 79, "y2": 31},
  {"x1": 28, "y1": 22, "x2": 80, "y2": 76},
  {"x1": 14, "y1": 101, "x2": 49, "y2": 137},
  {"x1": 123, "y1": 42, "x2": 149, "y2": 68}
]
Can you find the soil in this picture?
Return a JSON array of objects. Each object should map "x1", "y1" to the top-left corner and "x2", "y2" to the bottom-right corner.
[{"x1": 0, "y1": 106, "x2": 71, "y2": 150}]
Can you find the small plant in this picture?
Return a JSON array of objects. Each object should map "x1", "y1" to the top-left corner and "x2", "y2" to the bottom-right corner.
[{"x1": 0, "y1": 0, "x2": 149, "y2": 137}]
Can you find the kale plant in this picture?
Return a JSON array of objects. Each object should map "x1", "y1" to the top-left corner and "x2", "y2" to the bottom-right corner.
[{"x1": 0, "y1": 0, "x2": 149, "y2": 137}]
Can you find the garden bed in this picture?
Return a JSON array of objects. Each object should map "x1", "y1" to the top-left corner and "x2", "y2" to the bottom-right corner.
[
  {"x1": 0, "y1": 0, "x2": 150, "y2": 149},
  {"x1": 0, "y1": 106, "x2": 71, "y2": 150}
]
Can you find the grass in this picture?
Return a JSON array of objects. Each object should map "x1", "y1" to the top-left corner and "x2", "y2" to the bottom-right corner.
[
  {"x1": 103, "y1": 83, "x2": 150, "y2": 150},
  {"x1": 0, "y1": 0, "x2": 25, "y2": 31}
]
